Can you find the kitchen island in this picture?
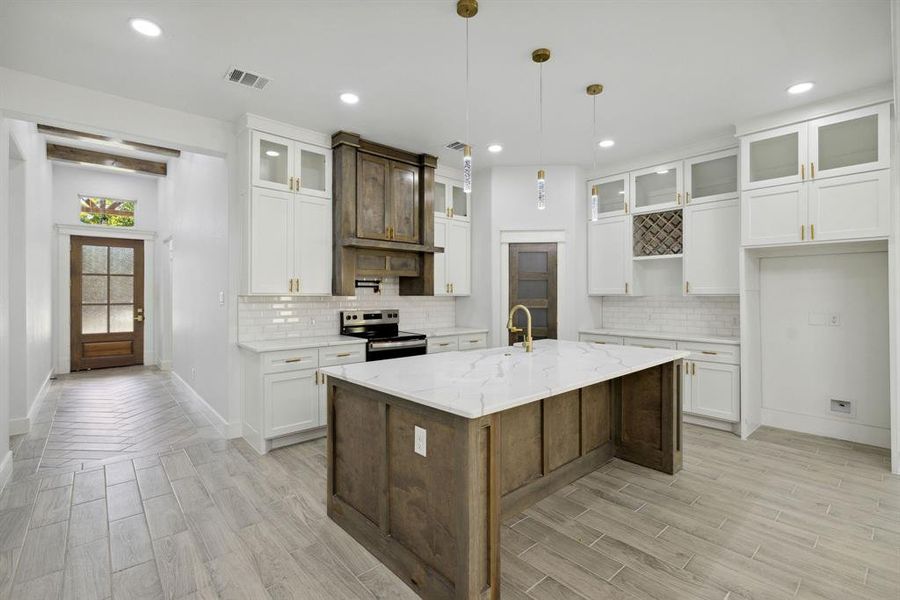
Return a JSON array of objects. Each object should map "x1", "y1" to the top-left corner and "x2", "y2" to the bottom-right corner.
[{"x1": 320, "y1": 339, "x2": 688, "y2": 600}]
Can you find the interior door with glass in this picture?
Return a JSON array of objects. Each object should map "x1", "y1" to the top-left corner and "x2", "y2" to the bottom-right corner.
[
  {"x1": 741, "y1": 123, "x2": 807, "y2": 190},
  {"x1": 71, "y1": 236, "x2": 144, "y2": 370},
  {"x1": 252, "y1": 131, "x2": 294, "y2": 192},
  {"x1": 508, "y1": 243, "x2": 557, "y2": 345},
  {"x1": 808, "y1": 103, "x2": 890, "y2": 180}
]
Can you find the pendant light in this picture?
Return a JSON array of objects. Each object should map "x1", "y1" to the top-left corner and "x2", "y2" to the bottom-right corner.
[
  {"x1": 587, "y1": 83, "x2": 604, "y2": 221},
  {"x1": 458, "y1": 0, "x2": 477, "y2": 195},
  {"x1": 532, "y1": 48, "x2": 551, "y2": 210}
]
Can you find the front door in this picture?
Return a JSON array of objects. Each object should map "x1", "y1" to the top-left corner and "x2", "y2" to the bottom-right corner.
[
  {"x1": 508, "y1": 243, "x2": 558, "y2": 345},
  {"x1": 71, "y1": 236, "x2": 144, "y2": 370}
]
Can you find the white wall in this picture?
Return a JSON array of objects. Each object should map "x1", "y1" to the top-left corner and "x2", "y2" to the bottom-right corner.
[
  {"x1": 158, "y1": 152, "x2": 231, "y2": 431},
  {"x1": 0, "y1": 116, "x2": 16, "y2": 488},
  {"x1": 760, "y1": 251, "x2": 890, "y2": 447},
  {"x1": 7, "y1": 120, "x2": 52, "y2": 433},
  {"x1": 52, "y1": 163, "x2": 159, "y2": 230}
]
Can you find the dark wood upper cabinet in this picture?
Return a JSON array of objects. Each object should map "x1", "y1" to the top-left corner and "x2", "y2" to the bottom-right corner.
[{"x1": 332, "y1": 131, "x2": 438, "y2": 296}]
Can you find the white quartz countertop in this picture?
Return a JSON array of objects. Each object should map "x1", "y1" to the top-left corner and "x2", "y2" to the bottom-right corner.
[
  {"x1": 412, "y1": 327, "x2": 489, "y2": 338},
  {"x1": 580, "y1": 328, "x2": 739, "y2": 346},
  {"x1": 238, "y1": 335, "x2": 366, "y2": 353},
  {"x1": 320, "y1": 339, "x2": 689, "y2": 419}
]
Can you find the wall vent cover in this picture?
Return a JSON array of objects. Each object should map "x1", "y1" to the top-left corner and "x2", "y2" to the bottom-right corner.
[
  {"x1": 224, "y1": 66, "x2": 271, "y2": 90},
  {"x1": 445, "y1": 141, "x2": 467, "y2": 151}
]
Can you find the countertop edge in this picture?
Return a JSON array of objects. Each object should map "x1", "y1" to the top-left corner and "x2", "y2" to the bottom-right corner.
[
  {"x1": 579, "y1": 329, "x2": 740, "y2": 346},
  {"x1": 238, "y1": 337, "x2": 367, "y2": 353}
]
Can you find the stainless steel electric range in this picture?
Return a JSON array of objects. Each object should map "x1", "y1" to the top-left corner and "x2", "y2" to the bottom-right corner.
[{"x1": 339, "y1": 309, "x2": 427, "y2": 361}]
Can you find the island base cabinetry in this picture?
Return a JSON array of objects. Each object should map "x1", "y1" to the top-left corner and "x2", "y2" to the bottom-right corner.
[{"x1": 326, "y1": 362, "x2": 682, "y2": 600}]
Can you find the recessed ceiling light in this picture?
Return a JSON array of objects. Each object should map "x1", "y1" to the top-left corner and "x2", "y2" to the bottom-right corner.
[
  {"x1": 340, "y1": 92, "x2": 359, "y2": 105},
  {"x1": 598, "y1": 139, "x2": 615, "y2": 148},
  {"x1": 265, "y1": 150, "x2": 280, "y2": 157},
  {"x1": 130, "y1": 18, "x2": 161, "y2": 37},
  {"x1": 618, "y1": 191, "x2": 625, "y2": 195},
  {"x1": 787, "y1": 82, "x2": 814, "y2": 95},
  {"x1": 487, "y1": 144, "x2": 503, "y2": 153},
  {"x1": 656, "y1": 169, "x2": 669, "y2": 175}
]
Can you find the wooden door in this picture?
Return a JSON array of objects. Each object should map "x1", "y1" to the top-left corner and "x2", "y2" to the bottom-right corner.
[
  {"x1": 71, "y1": 236, "x2": 144, "y2": 370},
  {"x1": 389, "y1": 161, "x2": 419, "y2": 242},
  {"x1": 356, "y1": 154, "x2": 391, "y2": 241},
  {"x1": 508, "y1": 243, "x2": 557, "y2": 345}
]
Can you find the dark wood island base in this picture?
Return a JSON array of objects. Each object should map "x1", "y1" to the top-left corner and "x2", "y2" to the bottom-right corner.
[{"x1": 326, "y1": 361, "x2": 682, "y2": 600}]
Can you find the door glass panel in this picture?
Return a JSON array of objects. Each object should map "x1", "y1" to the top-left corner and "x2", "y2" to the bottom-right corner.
[
  {"x1": 82, "y1": 275, "x2": 108, "y2": 303},
  {"x1": 109, "y1": 276, "x2": 134, "y2": 303},
  {"x1": 109, "y1": 305, "x2": 134, "y2": 333},
  {"x1": 109, "y1": 247, "x2": 134, "y2": 275},
  {"x1": 634, "y1": 169, "x2": 677, "y2": 209},
  {"x1": 452, "y1": 185, "x2": 468, "y2": 217},
  {"x1": 749, "y1": 132, "x2": 798, "y2": 182},
  {"x1": 518, "y1": 280, "x2": 548, "y2": 299},
  {"x1": 518, "y1": 252, "x2": 548, "y2": 273},
  {"x1": 259, "y1": 138, "x2": 289, "y2": 185},
  {"x1": 434, "y1": 181, "x2": 446, "y2": 213},
  {"x1": 300, "y1": 149, "x2": 327, "y2": 192},
  {"x1": 514, "y1": 308, "x2": 548, "y2": 328},
  {"x1": 82, "y1": 246, "x2": 108, "y2": 274},
  {"x1": 691, "y1": 155, "x2": 737, "y2": 198},
  {"x1": 82, "y1": 305, "x2": 108, "y2": 334},
  {"x1": 596, "y1": 178, "x2": 625, "y2": 214},
  {"x1": 818, "y1": 114, "x2": 878, "y2": 171}
]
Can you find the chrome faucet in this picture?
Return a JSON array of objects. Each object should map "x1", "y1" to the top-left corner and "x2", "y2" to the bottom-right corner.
[{"x1": 507, "y1": 304, "x2": 534, "y2": 352}]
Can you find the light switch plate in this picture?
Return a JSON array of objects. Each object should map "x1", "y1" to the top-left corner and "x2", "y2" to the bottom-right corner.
[
  {"x1": 414, "y1": 426, "x2": 427, "y2": 457},
  {"x1": 828, "y1": 313, "x2": 840, "y2": 326}
]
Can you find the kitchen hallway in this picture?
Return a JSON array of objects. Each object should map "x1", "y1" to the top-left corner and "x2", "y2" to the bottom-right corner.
[{"x1": 0, "y1": 367, "x2": 896, "y2": 599}]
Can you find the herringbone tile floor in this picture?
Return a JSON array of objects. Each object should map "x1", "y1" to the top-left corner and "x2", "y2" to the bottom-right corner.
[{"x1": 0, "y1": 366, "x2": 898, "y2": 599}]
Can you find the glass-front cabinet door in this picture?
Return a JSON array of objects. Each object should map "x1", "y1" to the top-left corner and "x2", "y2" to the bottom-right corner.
[
  {"x1": 684, "y1": 149, "x2": 738, "y2": 205},
  {"x1": 741, "y1": 123, "x2": 807, "y2": 190},
  {"x1": 433, "y1": 177, "x2": 469, "y2": 221},
  {"x1": 294, "y1": 141, "x2": 332, "y2": 198},
  {"x1": 808, "y1": 103, "x2": 890, "y2": 180},
  {"x1": 433, "y1": 180, "x2": 448, "y2": 216},
  {"x1": 450, "y1": 183, "x2": 469, "y2": 221},
  {"x1": 630, "y1": 162, "x2": 683, "y2": 213},
  {"x1": 252, "y1": 131, "x2": 294, "y2": 192},
  {"x1": 588, "y1": 174, "x2": 629, "y2": 220}
]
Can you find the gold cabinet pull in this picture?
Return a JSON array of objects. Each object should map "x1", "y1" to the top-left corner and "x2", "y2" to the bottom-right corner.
[
  {"x1": 438, "y1": 342, "x2": 450, "y2": 347},
  {"x1": 685, "y1": 192, "x2": 691, "y2": 204},
  {"x1": 810, "y1": 162, "x2": 815, "y2": 178},
  {"x1": 450, "y1": 206, "x2": 454, "y2": 218},
  {"x1": 685, "y1": 281, "x2": 690, "y2": 294},
  {"x1": 336, "y1": 352, "x2": 351, "y2": 358},
  {"x1": 624, "y1": 201, "x2": 628, "y2": 214},
  {"x1": 289, "y1": 279, "x2": 293, "y2": 292},
  {"x1": 624, "y1": 282, "x2": 629, "y2": 294},
  {"x1": 284, "y1": 357, "x2": 304, "y2": 363},
  {"x1": 450, "y1": 283, "x2": 454, "y2": 293},
  {"x1": 801, "y1": 224, "x2": 805, "y2": 240},
  {"x1": 468, "y1": 339, "x2": 480, "y2": 343},
  {"x1": 676, "y1": 192, "x2": 682, "y2": 205},
  {"x1": 701, "y1": 350, "x2": 718, "y2": 355},
  {"x1": 810, "y1": 224, "x2": 815, "y2": 240},
  {"x1": 801, "y1": 163, "x2": 805, "y2": 179},
  {"x1": 592, "y1": 340, "x2": 607, "y2": 344}
]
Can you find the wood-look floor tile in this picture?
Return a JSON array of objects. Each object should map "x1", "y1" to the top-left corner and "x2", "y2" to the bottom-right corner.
[
  {"x1": 110, "y1": 560, "x2": 164, "y2": 600},
  {"x1": 61, "y1": 537, "x2": 110, "y2": 600},
  {"x1": 30, "y1": 485, "x2": 71, "y2": 529},
  {"x1": 39, "y1": 471, "x2": 75, "y2": 490},
  {"x1": 526, "y1": 575, "x2": 587, "y2": 599},
  {"x1": 519, "y1": 544, "x2": 631, "y2": 600},
  {"x1": 213, "y1": 486, "x2": 262, "y2": 531},
  {"x1": 107, "y1": 480, "x2": 143, "y2": 522},
  {"x1": 152, "y1": 530, "x2": 211, "y2": 598},
  {"x1": 357, "y1": 562, "x2": 421, "y2": 600},
  {"x1": 577, "y1": 508, "x2": 693, "y2": 569},
  {"x1": 143, "y1": 494, "x2": 187, "y2": 540},
  {"x1": 205, "y1": 550, "x2": 270, "y2": 600},
  {"x1": 72, "y1": 469, "x2": 105, "y2": 505},
  {"x1": 0, "y1": 506, "x2": 31, "y2": 552},
  {"x1": 170, "y1": 477, "x2": 214, "y2": 512},
  {"x1": 11, "y1": 570, "x2": 64, "y2": 600},
  {"x1": 0, "y1": 479, "x2": 40, "y2": 512},
  {"x1": 160, "y1": 451, "x2": 195, "y2": 481},
  {"x1": 105, "y1": 460, "x2": 136, "y2": 486},
  {"x1": 15, "y1": 521, "x2": 68, "y2": 583},
  {"x1": 135, "y1": 465, "x2": 172, "y2": 500},
  {"x1": 513, "y1": 517, "x2": 623, "y2": 580},
  {"x1": 109, "y1": 514, "x2": 153, "y2": 572},
  {"x1": 68, "y1": 497, "x2": 107, "y2": 548}
]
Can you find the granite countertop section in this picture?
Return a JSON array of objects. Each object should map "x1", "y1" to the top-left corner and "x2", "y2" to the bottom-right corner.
[
  {"x1": 412, "y1": 327, "x2": 490, "y2": 338},
  {"x1": 320, "y1": 339, "x2": 689, "y2": 419},
  {"x1": 238, "y1": 335, "x2": 367, "y2": 353},
  {"x1": 580, "y1": 328, "x2": 739, "y2": 346}
]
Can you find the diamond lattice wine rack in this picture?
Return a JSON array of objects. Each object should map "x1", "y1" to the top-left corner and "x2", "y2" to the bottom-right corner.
[{"x1": 633, "y1": 210, "x2": 683, "y2": 257}]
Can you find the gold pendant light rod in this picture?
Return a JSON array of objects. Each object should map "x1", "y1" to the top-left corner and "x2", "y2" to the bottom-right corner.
[
  {"x1": 533, "y1": 48, "x2": 551, "y2": 210},
  {"x1": 458, "y1": 0, "x2": 477, "y2": 194}
]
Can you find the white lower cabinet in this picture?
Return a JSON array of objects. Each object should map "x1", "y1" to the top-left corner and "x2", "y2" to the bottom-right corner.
[
  {"x1": 427, "y1": 332, "x2": 488, "y2": 353},
  {"x1": 684, "y1": 361, "x2": 740, "y2": 422},
  {"x1": 264, "y1": 369, "x2": 319, "y2": 438}
]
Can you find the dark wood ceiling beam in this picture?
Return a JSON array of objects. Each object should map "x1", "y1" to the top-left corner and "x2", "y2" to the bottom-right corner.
[
  {"x1": 47, "y1": 143, "x2": 167, "y2": 176},
  {"x1": 37, "y1": 124, "x2": 181, "y2": 158}
]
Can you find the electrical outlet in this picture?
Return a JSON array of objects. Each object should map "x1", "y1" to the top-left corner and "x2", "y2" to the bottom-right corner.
[
  {"x1": 829, "y1": 313, "x2": 840, "y2": 327},
  {"x1": 414, "y1": 426, "x2": 427, "y2": 457}
]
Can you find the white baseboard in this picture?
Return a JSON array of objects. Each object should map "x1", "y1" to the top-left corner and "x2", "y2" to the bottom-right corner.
[
  {"x1": 170, "y1": 371, "x2": 240, "y2": 439},
  {"x1": 761, "y1": 408, "x2": 890, "y2": 449},
  {"x1": 9, "y1": 371, "x2": 53, "y2": 435},
  {"x1": 0, "y1": 451, "x2": 12, "y2": 496},
  {"x1": 683, "y1": 413, "x2": 739, "y2": 434},
  {"x1": 158, "y1": 359, "x2": 173, "y2": 371}
]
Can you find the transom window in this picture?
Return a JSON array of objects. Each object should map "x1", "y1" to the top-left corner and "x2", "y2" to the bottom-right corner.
[{"x1": 79, "y1": 196, "x2": 136, "y2": 227}]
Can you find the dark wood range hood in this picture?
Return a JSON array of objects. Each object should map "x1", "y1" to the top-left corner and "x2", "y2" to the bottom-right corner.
[{"x1": 332, "y1": 131, "x2": 441, "y2": 296}]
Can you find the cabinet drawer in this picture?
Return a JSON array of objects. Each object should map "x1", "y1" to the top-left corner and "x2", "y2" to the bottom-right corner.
[
  {"x1": 623, "y1": 337, "x2": 677, "y2": 350},
  {"x1": 319, "y1": 345, "x2": 366, "y2": 367},
  {"x1": 580, "y1": 334, "x2": 624, "y2": 346},
  {"x1": 428, "y1": 336, "x2": 459, "y2": 353},
  {"x1": 262, "y1": 349, "x2": 319, "y2": 373},
  {"x1": 458, "y1": 333, "x2": 487, "y2": 351},
  {"x1": 676, "y1": 341, "x2": 740, "y2": 365}
]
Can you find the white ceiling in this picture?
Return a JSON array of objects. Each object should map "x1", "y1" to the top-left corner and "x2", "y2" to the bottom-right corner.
[{"x1": 0, "y1": 1, "x2": 892, "y2": 170}]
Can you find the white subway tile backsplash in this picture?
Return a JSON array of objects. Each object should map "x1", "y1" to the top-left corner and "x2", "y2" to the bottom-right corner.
[
  {"x1": 601, "y1": 295, "x2": 740, "y2": 338},
  {"x1": 238, "y1": 277, "x2": 456, "y2": 342}
]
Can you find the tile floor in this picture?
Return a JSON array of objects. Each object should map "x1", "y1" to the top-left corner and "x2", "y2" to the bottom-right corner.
[{"x1": 0, "y1": 366, "x2": 898, "y2": 599}]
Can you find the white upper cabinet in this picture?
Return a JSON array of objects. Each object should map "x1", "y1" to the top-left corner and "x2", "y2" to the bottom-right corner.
[
  {"x1": 434, "y1": 218, "x2": 448, "y2": 295},
  {"x1": 252, "y1": 131, "x2": 331, "y2": 197},
  {"x1": 588, "y1": 216, "x2": 632, "y2": 295},
  {"x1": 684, "y1": 149, "x2": 738, "y2": 205},
  {"x1": 808, "y1": 169, "x2": 891, "y2": 241},
  {"x1": 808, "y1": 104, "x2": 890, "y2": 180},
  {"x1": 683, "y1": 199, "x2": 739, "y2": 295},
  {"x1": 741, "y1": 123, "x2": 807, "y2": 190},
  {"x1": 293, "y1": 195, "x2": 332, "y2": 295},
  {"x1": 434, "y1": 176, "x2": 470, "y2": 221},
  {"x1": 589, "y1": 174, "x2": 629, "y2": 220},
  {"x1": 742, "y1": 183, "x2": 807, "y2": 246},
  {"x1": 434, "y1": 176, "x2": 472, "y2": 296},
  {"x1": 631, "y1": 161, "x2": 684, "y2": 213}
]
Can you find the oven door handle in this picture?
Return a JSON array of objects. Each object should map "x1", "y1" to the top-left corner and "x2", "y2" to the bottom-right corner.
[{"x1": 369, "y1": 339, "x2": 427, "y2": 351}]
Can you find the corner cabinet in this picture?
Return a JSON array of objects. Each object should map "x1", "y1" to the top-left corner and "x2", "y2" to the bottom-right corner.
[
  {"x1": 244, "y1": 122, "x2": 334, "y2": 295},
  {"x1": 740, "y1": 102, "x2": 891, "y2": 247},
  {"x1": 434, "y1": 175, "x2": 472, "y2": 296}
]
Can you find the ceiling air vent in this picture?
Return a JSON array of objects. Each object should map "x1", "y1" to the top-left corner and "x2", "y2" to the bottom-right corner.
[
  {"x1": 224, "y1": 66, "x2": 271, "y2": 90},
  {"x1": 445, "y1": 140, "x2": 467, "y2": 151}
]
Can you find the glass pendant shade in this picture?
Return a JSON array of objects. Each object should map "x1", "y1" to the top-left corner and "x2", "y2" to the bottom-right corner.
[
  {"x1": 590, "y1": 184, "x2": 599, "y2": 221},
  {"x1": 537, "y1": 169, "x2": 546, "y2": 210},
  {"x1": 463, "y1": 145, "x2": 472, "y2": 194}
]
